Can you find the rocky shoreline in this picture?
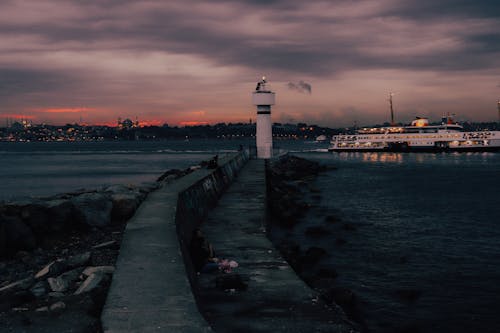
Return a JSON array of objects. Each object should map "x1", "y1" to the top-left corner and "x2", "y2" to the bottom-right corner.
[
  {"x1": 267, "y1": 154, "x2": 366, "y2": 330},
  {"x1": 0, "y1": 164, "x2": 201, "y2": 332}
]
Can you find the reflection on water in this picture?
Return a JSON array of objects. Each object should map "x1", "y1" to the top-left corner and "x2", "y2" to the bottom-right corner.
[
  {"x1": 333, "y1": 151, "x2": 498, "y2": 165},
  {"x1": 295, "y1": 151, "x2": 500, "y2": 333}
]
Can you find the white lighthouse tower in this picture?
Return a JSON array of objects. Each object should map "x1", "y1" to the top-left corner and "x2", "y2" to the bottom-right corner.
[{"x1": 252, "y1": 76, "x2": 275, "y2": 159}]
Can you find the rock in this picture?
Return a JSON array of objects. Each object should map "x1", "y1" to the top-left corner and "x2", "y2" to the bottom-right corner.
[
  {"x1": 215, "y1": 273, "x2": 247, "y2": 291},
  {"x1": 47, "y1": 268, "x2": 83, "y2": 292},
  {"x1": 325, "y1": 215, "x2": 341, "y2": 224},
  {"x1": 321, "y1": 287, "x2": 356, "y2": 310},
  {"x1": 305, "y1": 225, "x2": 331, "y2": 237},
  {"x1": 138, "y1": 182, "x2": 159, "y2": 193},
  {"x1": 399, "y1": 256, "x2": 409, "y2": 264},
  {"x1": 44, "y1": 199, "x2": 75, "y2": 231},
  {"x1": 20, "y1": 202, "x2": 51, "y2": 236},
  {"x1": 66, "y1": 252, "x2": 91, "y2": 268},
  {"x1": 30, "y1": 281, "x2": 49, "y2": 298},
  {"x1": 111, "y1": 194, "x2": 139, "y2": 221},
  {"x1": 342, "y1": 223, "x2": 357, "y2": 231},
  {"x1": 35, "y1": 306, "x2": 49, "y2": 313},
  {"x1": 103, "y1": 184, "x2": 132, "y2": 194},
  {"x1": 92, "y1": 241, "x2": 116, "y2": 250},
  {"x1": 277, "y1": 241, "x2": 301, "y2": 270},
  {"x1": 1, "y1": 290, "x2": 35, "y2": 311},
  {"x1": 0, "y1": 277, "x2": 35, "y2": 296},
  {"x1": 49, "y1": 301, "x2": 66, "y2": 315},
  {"x1": 34, "y1": 260, "x2": 68, "y2": 279},
  {"x1": 72, "y1": 193, "x2": 112, "y2": 227},
  {"x1": 48, "y1": 292, "x2": 65, "y2": 298},
  {"x1": 301, "y1": 246, "x2": 327, "y2": 266},
  {"x1": 271, "y1": 155, "x2": 324, "y2": 180},
  {"x1": 317, "y1": 265, "x2": 338, "y2": 279},
  {"x1": 82, "y1": 266, "x2": 115, "y2": 277},
  {"x1": 47, "y1": 277, "x2": 68, "y2": 293},
  {"x1": 74, "y1": 273, "x2": 104, "y2": 295},
  {"x1": 395, "y1": 289, "x2": 422, "y2": 302},
  {"x1": 336, "y1": 237, "x2": 347, "y2": 246},
  {"x1": 0, "y1": 215, "x2": 36, "y2": 257},
  {"x1": 157, "y1": 169, "x2": 182, "y2": 182}
]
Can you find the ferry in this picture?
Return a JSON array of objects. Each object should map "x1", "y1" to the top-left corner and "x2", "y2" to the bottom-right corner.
[{"x1": 329, "y1": 116, "x2": 500, "y2": 152}]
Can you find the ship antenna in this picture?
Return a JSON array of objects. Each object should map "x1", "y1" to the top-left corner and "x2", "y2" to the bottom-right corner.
[
  {"x1": 389, "y1": 92, "x2": 395, "y2": 126},
  {"x1": 497, "y1": 100, "x2": 500, "y2": 123}
]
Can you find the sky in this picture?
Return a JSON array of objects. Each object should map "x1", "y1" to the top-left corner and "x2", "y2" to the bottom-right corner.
[{"x1": 0, "y1": 0, "x2": 499, "y2": 127}]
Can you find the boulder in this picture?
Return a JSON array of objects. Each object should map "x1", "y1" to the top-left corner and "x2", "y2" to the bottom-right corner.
[
  {"x1": 82, "y1": 266, "x2": 115, "y2": 277},
  {"x1": 20, "y1": 203, "x2": 51, "y2": 235},
  {"x1": 35, "y1": 260, "x2": 68, "y2": 279},
  {"x1": 157, "y1": 169, "x2": 182, "y2": 182},
  {"x1": 271, "y1": 155, "x2": 324, "y2": 180},
  {"x1": 91, "y1": 241, "x2": 116, "y2": 250},
  {"x1": 138, "y1": 182, "x2": 159, "y2": 193},
  {"x1": 300, "y1": 246, "x2": 327, "y2": 267},
  {"x1": 72, "y1": 193, "x2": 112, "y2": 227},
  {"x1": 0, "y1": 277, "x2": 35, "y2": 296},
  {"x1": 30, "y1": 281, "x2": 49, "y2": 298},
  {"x1": 74, "y1": 273, "x2": 104, "y2": 295},
  {"x1": 325, "y1": 215, "x2": 341, "y2": 224},
  {"x1": 342, "y1": 223, "x2": 357, "y2": 231},
  {"x1": 110, "y1": 193, "x2": 139, "y2": 221},
  {"x1": 103, "y1": 184, "x2": 132, "y2": 194},
  {"x1": 66, "y1": 252, "x2": 91, "y2": 268},
  {"x1": 49, "y1": 301, "x2": 66, "y2": 315},
  {"x1": 305, "y1": 225, "x2": 331, "y2": 237},
  {"x1": 395, "y1": 289, "x2": 421, "y2": 302},
  {"x1": 44, "y1": 199, "x2": 75, "y2": 231},
  {"x1": 0, "y1": 216, "x2": 36, "y2": 257},
  {"x1": 321, "y1": 287, "x2": 356, "y2": 307},
  {"x1": 316, "y1": 265, "x2": 339, "y2": 279}
]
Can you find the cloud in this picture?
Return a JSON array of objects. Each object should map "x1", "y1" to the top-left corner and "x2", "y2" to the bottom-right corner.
[
  {"x1": 0, "y1": 0, "x2": 499, "y2": 125},
  {"x1": 287, "y1": 81, "x2": 312, "y2": 94}
]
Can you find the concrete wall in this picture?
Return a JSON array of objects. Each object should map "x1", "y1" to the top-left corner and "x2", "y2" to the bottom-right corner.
[
  {"x1": 176, "y1": 151, "x2": 249, "y2": 287},
  {"x1": 102, "y1": 151, "x2": 249, "y2": 332}
]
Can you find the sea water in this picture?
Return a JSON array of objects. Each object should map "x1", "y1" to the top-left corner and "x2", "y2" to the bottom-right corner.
[
  {"x1": 1, "y1": 140, "x2": 499, "y2": 332},
  {"x1": 0, "y1": 139, "x2": 249, "y2": 200},
  {"x1": 293, "y1": 151, "x2": 500, "y2": 333}
]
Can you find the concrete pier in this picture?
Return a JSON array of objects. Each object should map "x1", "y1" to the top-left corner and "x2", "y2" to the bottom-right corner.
[
  {"x1": 101, "y1": 153, "x2": 356, "y2": 332},
  {"x1": 196, "y1": 159, "x2": 356, "y2": 332},
  {"x1": 101, "y1": 152, "x2": 248, "y2": 332}
]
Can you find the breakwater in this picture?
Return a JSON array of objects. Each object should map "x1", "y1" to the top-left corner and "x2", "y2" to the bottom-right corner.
[{"x1": 101, "y1": 151, "x2": 249, "y2": 332}]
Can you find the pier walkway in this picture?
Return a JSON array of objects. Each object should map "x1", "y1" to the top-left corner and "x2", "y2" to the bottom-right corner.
[{"x1": 196, "y1": 159, "x2": 356, "y2": 332}]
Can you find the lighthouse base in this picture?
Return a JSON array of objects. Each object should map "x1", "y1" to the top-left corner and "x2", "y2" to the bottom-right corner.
[
  {"x1": 257, "y1": 144, "x2": 272, "y2": 159},
  {"x1": 256, "y1": 112, "x2": 272, "y2": 159}
]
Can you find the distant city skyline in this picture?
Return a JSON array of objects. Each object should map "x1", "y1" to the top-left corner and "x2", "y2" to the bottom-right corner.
[{"x1": 1, "y1": 1, "x2": 499, "y2": 127}]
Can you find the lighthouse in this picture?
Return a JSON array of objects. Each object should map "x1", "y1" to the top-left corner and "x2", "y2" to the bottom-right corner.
[{"x1": 252, "y1": 77, "x2": 275, "y2": 159}]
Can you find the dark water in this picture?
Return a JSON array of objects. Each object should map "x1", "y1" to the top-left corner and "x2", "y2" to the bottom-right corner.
[
  {"x1": 290, "y1": 152, "x2": 500, "y2": 333},
  {"x1": 0, "y1": 139, "x2": 252, "y2": 200},
  {"x1": 2, "y1": 140, "x2": 499, "y2": 332},
  {"x1": 0, "y1": 139, "x2": 321, "y2": 200}
]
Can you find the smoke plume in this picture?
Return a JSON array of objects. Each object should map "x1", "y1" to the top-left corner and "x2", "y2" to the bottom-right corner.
[{"x1": 287, "y1": 80, "x2": 312, "y2": 94}]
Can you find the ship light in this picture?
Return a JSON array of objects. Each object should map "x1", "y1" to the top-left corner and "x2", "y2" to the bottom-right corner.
[{"x1": 466, "y1": 140, "x2": 472, "y2": 145}]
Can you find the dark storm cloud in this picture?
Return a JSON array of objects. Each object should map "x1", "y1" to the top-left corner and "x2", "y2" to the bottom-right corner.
[
  {"x1": 0, "y1": 0, "x2": 499, "y2": 125},
  {"x1": 0, "y1": 68, "x2": 74, "y2": 97},
  {"x1": 385, "y1": 0, "x2": 500, "y2": 19},
  {"x1": 1, "y1": 0, "x2": 498, "y2": 77}
]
